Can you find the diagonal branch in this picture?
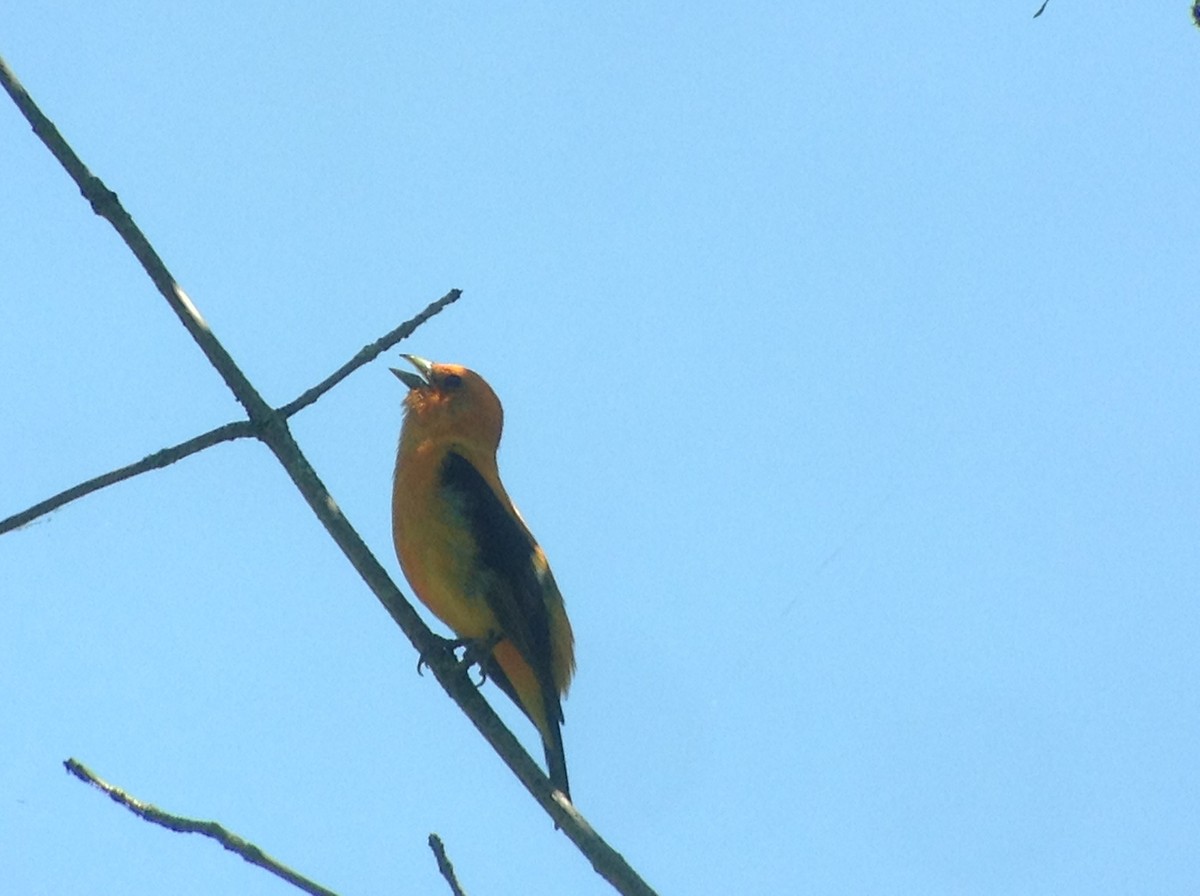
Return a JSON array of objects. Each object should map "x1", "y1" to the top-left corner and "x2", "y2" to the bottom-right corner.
[
  {"x1": 278, "y1": 288, "x2": 462, "y2": 419},
  {"x1": 3, "y1": 52, "x2": 659, "y2": 896},
  {"x1": 0, "y1": 289, "x2": 461, "y2": 536},
  {"x1": 428, "y1": 834, "x2": 469, "y2": 896},
  {"x1": 64, "y1": 759, "x2": 340, "y2": 896},
  {"x1": 0, "y1": 421, "x2": 254, "y2": 535}
]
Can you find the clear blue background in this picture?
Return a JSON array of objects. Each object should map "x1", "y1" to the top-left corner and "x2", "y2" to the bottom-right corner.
[{"x1": 3, "y1": 5, "x2": 1198, "y2": 894}]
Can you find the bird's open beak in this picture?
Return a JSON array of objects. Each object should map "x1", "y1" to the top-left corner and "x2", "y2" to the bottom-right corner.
[{"x1": 390, "y1": 354, "x2": 433, "y2": 390}]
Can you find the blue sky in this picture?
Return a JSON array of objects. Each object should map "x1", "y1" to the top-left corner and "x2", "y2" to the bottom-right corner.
[{"x1": 3, "y1": 5, "x2": 1198, "y2": 894}]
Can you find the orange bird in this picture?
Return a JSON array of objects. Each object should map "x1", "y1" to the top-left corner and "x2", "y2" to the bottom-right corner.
[{"x1": 390, "y1": 355, "x2": 575, "y2": 798}]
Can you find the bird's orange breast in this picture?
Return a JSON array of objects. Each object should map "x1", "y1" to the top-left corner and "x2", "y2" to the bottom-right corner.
[{"x1": 392, "y1": 440, "x2": 499, "y2": 639}]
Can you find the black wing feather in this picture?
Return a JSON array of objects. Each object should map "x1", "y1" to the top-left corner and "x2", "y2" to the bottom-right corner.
[{"x1": 439, "y1": 451, "x2": 560, "y2": 721}]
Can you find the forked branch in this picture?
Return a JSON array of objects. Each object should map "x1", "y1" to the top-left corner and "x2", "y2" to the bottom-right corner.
[{"x1": 2, "y1": 52, "x2": 657, "y2": 896}]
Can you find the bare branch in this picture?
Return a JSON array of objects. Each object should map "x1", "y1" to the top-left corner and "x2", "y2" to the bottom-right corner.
[
  {"x1": 0, "y1": 421, "x2": 254, "y2": 535},
  {"x1": 4, "y1": 52, "x2": 659, "y2": 896},
  {"x1": 428, "y1": 834, "x2": 468, "y2": 896},
  {"x1": 63, "y1": 758, "x2": 340, "y2": 896},
  {"x1": 0, "y1": 286, "x2": 461, "y2": 535},
  {"x1": 279, "y1": 289, "x2": 462, "y2": 419}
]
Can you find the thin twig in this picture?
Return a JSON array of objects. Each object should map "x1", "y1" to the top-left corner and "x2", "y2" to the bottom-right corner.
[
  {"x1": 278, "y1": 289, "x2": 462, "y2": 419},
  {"x1": 428, "y1": 834, "x2": 468, "y2": 896},
  {"x1": 0, "y1": 421, "x2": 255, "y2": 535},
  {"x1": 63, "y1": 759, "x2": 340, "y2": 896},
  {"x1": 0, "y1": 290, "x2": 462, "y2": 535},
  {"x1": 4, "y1": 53, "x2": 659, "y2": 896}
]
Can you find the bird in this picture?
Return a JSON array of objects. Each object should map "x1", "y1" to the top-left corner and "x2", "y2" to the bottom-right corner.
[{"x1": 390, "y1": 354, "x2": 575, "y2": 798}]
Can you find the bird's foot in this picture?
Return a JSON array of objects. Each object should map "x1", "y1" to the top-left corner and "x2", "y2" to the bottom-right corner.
[
  {"x1": 416, "y1": 631, "x2": 503, "y2": 687},
  {"x1": 416, "y1": 633, "x2": 473, "y2": 676},
  {"x1": 457, "y1": 631, "x2": 504, "y2": 685}
]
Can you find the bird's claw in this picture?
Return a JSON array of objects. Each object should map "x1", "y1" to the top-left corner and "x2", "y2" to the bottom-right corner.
[
  {"x1": 416, "y1": 633, "x2": 471, "y2": 676},
  {"x1": 416, "y1": 632, "x2": 504, "y2": 688},
  {"x1": 457, "y1": 631, "x2": 504, "y2": 685}
]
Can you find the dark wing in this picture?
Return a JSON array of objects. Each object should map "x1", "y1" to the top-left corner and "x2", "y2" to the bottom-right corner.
[{"x1": 439, "y1": 451, "x2": 561, "y2": 722}]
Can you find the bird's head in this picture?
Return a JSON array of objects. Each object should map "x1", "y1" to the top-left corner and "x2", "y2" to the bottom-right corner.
[{"x1": 391, "y1": 355, "x2": 504, "y2": 452}]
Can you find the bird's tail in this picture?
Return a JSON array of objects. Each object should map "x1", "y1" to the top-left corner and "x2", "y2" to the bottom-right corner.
[
  {"x1": 487, "y1": 655, "x2": 571, "y2": 800},
  {"x1": 543, "y1": 714, "x2": 570, "y2": 801}
]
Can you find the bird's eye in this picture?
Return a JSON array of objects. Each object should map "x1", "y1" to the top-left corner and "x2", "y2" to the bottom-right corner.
[{"x1": 441, "y1": 373, "x2": 463, "y2": 390}]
